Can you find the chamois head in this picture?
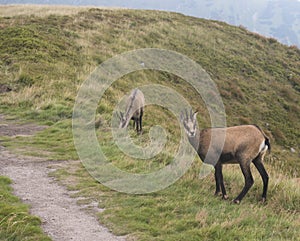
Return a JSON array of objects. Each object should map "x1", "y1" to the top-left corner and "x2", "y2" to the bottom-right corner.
[
  {"x1": 118, "y1": 112, "x2": 127, "y2": 128},
  {"x1": 180, "y1": 109, "x2": 198, "y2": 137}
]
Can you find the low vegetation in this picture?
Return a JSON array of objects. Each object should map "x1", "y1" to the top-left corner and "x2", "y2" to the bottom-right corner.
[
  {"x1": 0, "y1": 176, "x2": 51, "y2": 241},
  {"x1": 0, "y1": 5, "x2": 299, "y2": 240}
]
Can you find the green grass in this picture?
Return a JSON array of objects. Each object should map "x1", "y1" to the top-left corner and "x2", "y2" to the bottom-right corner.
[
  {"x1": 0, "y1": 176, "x2": 51, "y2": 241},
  {"x1": 50, "y1": 159, "x2": 299, "y2": 241},
  {"x1": 0, "y1": 5, "x2": 299, "y2": 241}
]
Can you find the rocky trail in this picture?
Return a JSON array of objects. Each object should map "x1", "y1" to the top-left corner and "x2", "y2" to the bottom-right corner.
[{"x1": 0, "y1": 115, "x2": 126, "y2": 241}]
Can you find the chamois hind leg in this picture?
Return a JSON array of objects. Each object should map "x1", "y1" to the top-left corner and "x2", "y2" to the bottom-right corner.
[
  {"x1": 253, "y1": 155, "x2": 269, "y2": 202},
  {"x1": 234, "y1": 161, "x2": 254, "y2": 204},
  {"x1": 219, "y1": 165, "x2": 228, "y2": 199},
  {"x1": 214, "y1": 163, "x2": 228, "y2": 199},
  {"x1": 135, "y1": 118, "x2": 139, "y2": 134}
]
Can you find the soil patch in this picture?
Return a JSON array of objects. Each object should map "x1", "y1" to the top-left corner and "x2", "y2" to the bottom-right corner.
[
  {"x1": 0, "y1": 122, "x2": 46, "y2": 137},
  {"x1": 0, "y1": 116, "x2": 126, "y2": 241}
]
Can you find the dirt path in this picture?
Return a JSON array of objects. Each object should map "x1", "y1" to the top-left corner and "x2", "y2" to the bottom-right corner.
[{"x1": 0, "y1": 117, "x2": 126, "y2": 241}]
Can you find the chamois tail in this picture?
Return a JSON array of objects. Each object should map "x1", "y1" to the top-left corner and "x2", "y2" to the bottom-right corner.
[
  {"x1": 265, "y1": 137, "x2": 271, "y2": 153},
  {"x1": 253, "y1": 124, "x2": 271, "y2": 153}
]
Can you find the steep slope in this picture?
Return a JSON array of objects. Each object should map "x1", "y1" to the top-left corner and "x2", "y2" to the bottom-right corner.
[
  {"x1": 1, "y1": 6, "x2": 299, "y2": 169},
  {"x1": 0, "y1": 6, "x2": 299, "y2": 241}
]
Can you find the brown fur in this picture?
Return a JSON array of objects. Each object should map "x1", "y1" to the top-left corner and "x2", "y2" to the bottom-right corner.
[{"x1": 182, "y1": 111, "x2": 270, "y2": 203}]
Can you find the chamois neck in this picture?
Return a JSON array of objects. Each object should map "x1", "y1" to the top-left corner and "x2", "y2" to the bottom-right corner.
[{"x1": 188, "y1": 130, "x2": 200, "y2": 151}]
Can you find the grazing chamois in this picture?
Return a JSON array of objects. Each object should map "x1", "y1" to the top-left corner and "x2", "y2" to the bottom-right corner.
[
  {"x1": 119, "y1": 88, "x2": 145, "y2": 134},
  {"x1": 181, "y1": 109, "x2": 270, "y2": 204}
]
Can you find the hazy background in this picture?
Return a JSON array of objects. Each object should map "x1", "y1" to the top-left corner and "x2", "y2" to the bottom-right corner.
[{"x1": 1, "y1": 0, "x2": 300, "y2": 47}]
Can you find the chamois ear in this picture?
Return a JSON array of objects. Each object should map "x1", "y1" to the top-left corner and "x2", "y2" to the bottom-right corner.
[
  {"x1": 184, "y1": 109, "x2": 189, "y2": 119},
  {"x1": 190, "y1": 108, "x2": 193, "y2": 119},
  {"x1": 180, "y1": 112, "x2": 184, "y2": 122},
  {"x1": 180, "y1": 111, "x2": 186, "y2": 122}
]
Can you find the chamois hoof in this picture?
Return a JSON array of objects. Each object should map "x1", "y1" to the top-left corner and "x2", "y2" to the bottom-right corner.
[
  {"x1": 214, "y1": 191, "x2": 222, "y2": 196},
  {"x1": 222, "y1": 195, "x2": 229, "y2": 200},
  {"x1": 261, "y1": 197, "x2": 267, "y2": 203},
  {"x1": 233, "y1": 199, "x2": 240, "y2": 204}
]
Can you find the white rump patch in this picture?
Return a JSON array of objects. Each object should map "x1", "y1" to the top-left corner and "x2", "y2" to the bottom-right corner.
[{"x1": 259, "y1": 140, "x2": 268, "y2": 153}]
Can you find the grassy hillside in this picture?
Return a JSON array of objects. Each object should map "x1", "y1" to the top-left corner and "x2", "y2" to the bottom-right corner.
[
  {"x1": 0, "y1": 5, "x2": 299, "y2": 241},
  {"x1": 0, "y1": 176, "x2": 51, "y2": 241}
]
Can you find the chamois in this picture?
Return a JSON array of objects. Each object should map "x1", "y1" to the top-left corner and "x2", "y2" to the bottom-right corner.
[
  {"x1": 119, "y1": 88, "x2": 145, "y2": 134},
  {"x1": 181, "y1": 109, "x2": 270, "y2": 204}
]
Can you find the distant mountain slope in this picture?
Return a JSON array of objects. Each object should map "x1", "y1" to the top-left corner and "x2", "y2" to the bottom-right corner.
[{"x1": 1, "y1": 0, "x2": 300, "y2": 47}]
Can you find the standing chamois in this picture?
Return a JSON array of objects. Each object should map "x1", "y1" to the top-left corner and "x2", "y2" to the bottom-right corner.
[
  {"x1": 119, "y1": 88, "x2": 145, "y2": 134},
  {"x1": 181, "y1": 109, "x2": 271, "y2": 204}
]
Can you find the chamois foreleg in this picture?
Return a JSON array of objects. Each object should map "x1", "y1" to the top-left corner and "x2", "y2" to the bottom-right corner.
[
  {"x1": 133, "y1": 117, "x2": 138, "y2": 133},
  {"x1": 139, "y1": 112, "x2": 143, "y2": 134},
  {"x1": 234, "y1": 161, "x2": 254, "y2": 204},
  {"x1": 253, "y1": 156, "x2": 269, "y2": 202},
  {"x1": 214, "y1": 162, "x2": 228, "y2": 200}
]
